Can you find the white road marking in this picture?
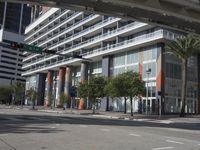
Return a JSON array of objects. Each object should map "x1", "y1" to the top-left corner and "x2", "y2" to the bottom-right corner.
[
  {"x1": 100, "y1": 129, "x2": 110, "y2": 132},
  {"x1": 0, "y1": 134, "x2": 8, "y2": 137},
  {"x1": 128, "y1": 133, "x2": 141, "y2": 137},
  {"x1": 56, "y1": 124, "x2": 60, "y2": 126},
  {"x1": 166, "y1": 140, "x2": 184, "y2": 145},
  {"x1": 50, "y1": 127, "x2": 56, "y2": 129},
  {"x1": 198, "y1": 144, "x2": 200, "y2": 146},
  {"x1": 152, "y1": 146, "x2": 174, "y2": 150},
  {"x1": 79, "y1": 125, "x2": 88, "y2": 128}
]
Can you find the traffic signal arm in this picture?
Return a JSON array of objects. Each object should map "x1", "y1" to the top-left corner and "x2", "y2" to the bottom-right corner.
[{"x1": 43, "y1": 49, "x2": 57, "y2": 54}]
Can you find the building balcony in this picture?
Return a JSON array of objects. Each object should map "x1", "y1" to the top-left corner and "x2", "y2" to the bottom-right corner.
[
  {"x1": 22, "y1": 29, "x2": 179, "y2": 76},
  {"x1": 22, "y1": 21, "x2": 149, "y2": 68},
  {"x1": 23, "y1": 16, "x2": 119, "y2": 62}
]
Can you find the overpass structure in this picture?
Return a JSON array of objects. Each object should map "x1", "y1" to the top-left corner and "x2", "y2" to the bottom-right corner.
[{"x1": 3, "y1": 0, "x2": 200, "y2": 34}]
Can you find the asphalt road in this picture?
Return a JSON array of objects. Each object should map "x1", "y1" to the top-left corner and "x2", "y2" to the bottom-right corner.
[{"x1": 0, "y1": 109, "x2": 199, "y2": 150}]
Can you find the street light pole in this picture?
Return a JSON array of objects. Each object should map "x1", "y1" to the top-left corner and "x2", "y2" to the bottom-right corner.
[
  {"x1": 53, "y1": 76, "x2": 57, "y2": 108},
  {"x1": 146, "y1": 68, "x2": 151, "y2": 115}
]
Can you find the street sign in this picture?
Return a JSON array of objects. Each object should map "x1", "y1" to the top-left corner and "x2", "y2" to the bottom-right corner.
[
  {"x1": 10, "y1": 42, "x2": 43, "y2": 54},
  {"x1": 23, "y1": 44, "x2": 43, "y2": 54}
]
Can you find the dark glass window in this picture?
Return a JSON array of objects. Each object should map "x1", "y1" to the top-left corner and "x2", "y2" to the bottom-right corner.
[
  {"x1": 21, "y1": 4, "x2": 31, "y2": 34},
  {"x1": 4, "y1": 3, "x2": 21, "y2": 33},
  {"x1": 0, "y1": 2, "x2": 5, "y2": 27}
]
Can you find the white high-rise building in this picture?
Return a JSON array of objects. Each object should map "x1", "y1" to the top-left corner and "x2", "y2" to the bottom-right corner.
[
  {"x1": 0, "y1": 2, "x2": 31, "y2": 85},
  {"x1": 22, "y1": 8, "x2": 199, "y2": 114}
]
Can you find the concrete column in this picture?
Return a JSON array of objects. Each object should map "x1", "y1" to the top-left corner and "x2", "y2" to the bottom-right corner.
[
  {"x1": 197, "y1": 54, "x2": 200, "y2": 114},
  {"x1": 102, "y1": 56, "x2": 112, "y2": 111},
  {"x1": 37, "y1": 73, "x2": 46, "y2": 105},
  {"x1": 80, "y1": 62, "x2": 88, "y2": 82},
  {"x1": 156, "y1": 43, "x2": 165, "y2": 114},
  {"x1": 78, "y1": 62, "x2": 88, "y2": 109},
  {"x1": 64, "y1": 66, "x2": 72, "y2": 97},
  {"x1": 45, "y1": 70, "x2": 53, "y2": 106},
  {"x1": 57, "y1": 67, "x2": 66, "y2": 106},
  {"x1": 102, "y1": 56, "x2": 111, "y2": 77}
]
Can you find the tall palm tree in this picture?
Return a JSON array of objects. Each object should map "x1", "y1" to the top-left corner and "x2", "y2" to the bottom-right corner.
[{"x1": 166, "y1": 34, "x2": 200, "y2": 117}]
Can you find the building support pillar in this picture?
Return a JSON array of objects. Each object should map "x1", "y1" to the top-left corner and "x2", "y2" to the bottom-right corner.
[
  {"x1": 197, "y1": 54, "x2": 200, "y2": 114},
  {"x1": 156, "y1": 43, "x2": 165, "y2": 115},
  {"x1": 45, "y1": 70, "x2": 53, "y2": 106},
  {"x1": 37, "y1": 73, "x2": 46, "y2": 105},
  {"x1": 78, "y1": 62, "x2": 88, "y2": 109},
  {"x1": 64, "y1": 66, "x2": 72, "y2": 98},
  {"x1": 102, "y1": 55, "x2": 111, "y2": 111},
  {"x1": 57, "y1": 67, "x2": 66, "y2": 106}
]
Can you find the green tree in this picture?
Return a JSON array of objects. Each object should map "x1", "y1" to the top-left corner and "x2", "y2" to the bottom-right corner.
[
  {"x1": 11, "y1": 82, "x2": 25, "y2": 105},
  {"x1": 105, "y1": 72, "x2": 145, "y2": 115},
  {"x1": 111, "y1": 73, "x2": 130, "y2": 114},
  {"x1": 126, "y1": 72, "x2": 145, "y2": 116},
  {"x1": 0, "y1": 86, "x2": 12, "y2": 104},
  {"x1": 48, "y1": 93, "x2": 54, "y2": 108},
  {"x1": 59, "y1": 92, "x2": 70, "y2": 109},
  {"x1": 77, "y1": 76, "x2": 106, "y2": 114},
  {"x1": 166, "y1": 34, "x2": 200, "y2": 117},
  {"x1": 26, "y1": 88, "x2": 38, "y2": 109},
  {"x1": 104, "y1": 77, "x2": 116, "y2": 99}
]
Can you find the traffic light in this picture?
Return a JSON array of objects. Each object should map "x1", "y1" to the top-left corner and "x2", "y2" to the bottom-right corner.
[
  {"x1": 10, "y1": 42, "x2": 23, "y2": 49},
  {"x1": 43, "y1": 49, "x2": 57, "y2": 54}
]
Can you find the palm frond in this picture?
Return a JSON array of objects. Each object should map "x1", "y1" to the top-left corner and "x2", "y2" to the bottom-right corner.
[{"x1": 166, "y1": 34, "x2": 200, "y2": 60}]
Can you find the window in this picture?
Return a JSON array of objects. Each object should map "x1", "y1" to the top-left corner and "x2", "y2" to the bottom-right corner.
[
  {"x1": 113, "y1": 53, "x2": 125, "y2": 66},
  {"x1": 113, "y1": 67, "x2": 125, "y2": 76},
  {"x1": 127, "y1": 65, "x2": 139, "y2": 72},
  {"x1": 127, "y1": 50, "x2": 138, "y2": 64},
  {"x1": 143, "y1": 62, "x2": 156, "y2": 78},
  {"x1": 143, "y1": 45, "x2": 157, "y2": 61}
]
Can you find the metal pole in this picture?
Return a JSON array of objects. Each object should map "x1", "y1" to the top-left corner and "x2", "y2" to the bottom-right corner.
[
  {"x1": 146, "y1": 73, "x2": 149, "y2": 115},
  {"x1": 54, "y1": 79, "x2": 56, "y2": 108},
  {"x1": 70, "y1": 97, "x2": 73, "y2": 113},
  {"x1": 159, "y1": 96, "x2": 161, "y2": 118}
]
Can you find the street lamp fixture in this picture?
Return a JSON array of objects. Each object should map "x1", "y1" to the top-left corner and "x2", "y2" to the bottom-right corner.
[{"x1": 146, "y1": 68, "x2": 151, "y2": 115}]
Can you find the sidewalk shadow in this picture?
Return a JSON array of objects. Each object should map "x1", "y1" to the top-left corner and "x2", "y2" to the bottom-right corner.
[{"x1": 0, "y1": 113, "x2": 200, "y2": 135}]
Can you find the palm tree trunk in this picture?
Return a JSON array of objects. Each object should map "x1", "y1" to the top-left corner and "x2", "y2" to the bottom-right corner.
[
  {"x1": 124, "y1": 97, "x2": 127, "y2": 114},
  {"x1": 180, "y1": 59, "x2": 187, "y2": 117},
  {"x1": 130, "y1": 97, "x2": 133, "y2": 116}
]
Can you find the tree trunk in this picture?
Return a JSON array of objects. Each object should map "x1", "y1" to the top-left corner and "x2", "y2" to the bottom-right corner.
[
  {"x1": 106, "y1": 97, "x2": 109, "y2": 111},
  {"x1": 92, "y1": 99, "x2": 96, "y2": 114},
  {"x1": 130, "y1": 97, "x2": 133, "y2": 116},
  {"x1": 124, "y1": 97, "x2": 127, "y2": 114},
  {"x1": 180, "y1": 59, "x2": 187, "y2": 117}
]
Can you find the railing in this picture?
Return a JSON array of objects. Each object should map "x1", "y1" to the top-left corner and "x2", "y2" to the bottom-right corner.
[
  {"x1": 22, "y1": 29, "x2": 179, "y2": 74},
  {"x1": 23, "y1": 21, "x2": 143, "y2": 67},
  {"x1": 26, "y1": 9, "x2": 69, "y2": 40},
  {"x1": 23, "y1": 16, "x2": 118, "y2": 62},
  {"x1": 45, "y1": 17, "x2": 116, "y2": 50},
  {"x1": 27, "y1": 12, "x2": 82, "y2": 45}
]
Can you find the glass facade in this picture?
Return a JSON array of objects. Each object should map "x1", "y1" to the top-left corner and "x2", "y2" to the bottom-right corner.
[
  {"x1": 0, "y1": 2, "x2": 4, "y2": 27},
  {"x1": 0, "y1": 2, "x2": 31, "y2": 34},
  {"x1": 164, "y1": 55, "x2": 198, "y2": 113}
]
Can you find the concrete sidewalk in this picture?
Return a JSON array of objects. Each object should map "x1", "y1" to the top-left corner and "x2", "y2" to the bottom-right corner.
[{"x1": 0, "y1": 104, "x2": 199, "y2": 124}]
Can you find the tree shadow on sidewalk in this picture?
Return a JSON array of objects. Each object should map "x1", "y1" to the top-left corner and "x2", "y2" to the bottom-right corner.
[{"x1": 0, "y1": 113, "x2": 200, "y2": 135}]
